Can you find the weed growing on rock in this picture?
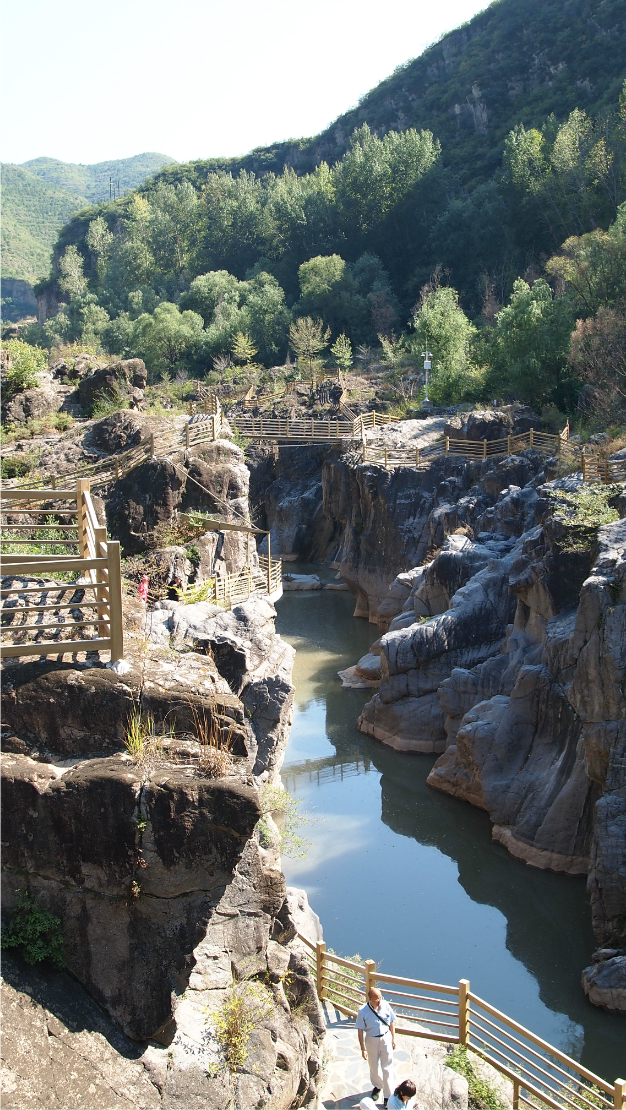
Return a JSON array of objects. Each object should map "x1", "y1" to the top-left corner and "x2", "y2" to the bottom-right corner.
[
  {"x1": 208, "y1": 980, "x2": 274, "y2": 1071},
  {"x1": 257, "y1": 784, "x2": 312, "y2": 858},
  {"x1": 124, "y1": 708, "x2": 163, "y2": 768},
  {"x1": 1, "y1": 889, "x2": 65, "y2": 968},
  {"x1": 176, "y1": 578, "x2": 217, "y2": 604},
  {"x1": 187, "y1": 701, "x2": 235, "y2": 778},
  {"x1": 445, "y1": 1046, "x2": 505, "y2": 1110},
  {"x1": 552, "y1": 486, "x2": 620, "y2": 551}
]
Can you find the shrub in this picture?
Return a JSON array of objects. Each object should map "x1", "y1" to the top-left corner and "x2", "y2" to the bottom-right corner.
[
  {"x1": 124, "y1": 708, "x2": 164, "y2": 767},
  {"x1": 445, "y1": 1046, "x2": 505, "y2": 1110},
  {"x1": 90, "y1": 387, "x2": 131, "y2": 419},
  {"x1": 257, "y1": 784, "x2": 311, "y2": 858},
  {"x1": 552, "y1": 485, "x2": 620, "y2": 550},
  {"x1": 209, "y1": 980, "x2": 274, "y2": 1070},
  {"x1": 1, "y1": 889, "x2": 65, "y2": 968},
  {"x1": 1, "y1": 339, "x2": 48, "y2": 399}
]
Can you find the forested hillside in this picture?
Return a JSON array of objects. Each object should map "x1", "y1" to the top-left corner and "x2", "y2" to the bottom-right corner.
[
  {"x1": 1, "y1": 153, "x2": 176, "y2": 288},
  {"x1": 1, "y1": 165, "x2": 86, "y2": 282},
  {"x1": 21, "y1": 153, "x2": 177, "y2": 204},
  {"x1": 21, "y1": 0, "x2": 626, "y2": 421}
]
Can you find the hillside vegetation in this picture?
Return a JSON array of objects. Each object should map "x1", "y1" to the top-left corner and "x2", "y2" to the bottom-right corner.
[
  {"x1": 1, "y1": 153, "x2": 176, "y2": 287},
  {"x1": 17, "y1": 0, "x2": 626, "y2": 425}
]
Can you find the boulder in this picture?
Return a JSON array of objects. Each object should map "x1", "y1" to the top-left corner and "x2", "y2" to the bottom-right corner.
[
  {"x1": 282, "y1": 573, "x2": 322, "y2": 591},
  {"x1": 78, "y1": 359, "x2": 147, "y2": 412},
  {"x1": 581, "y1": 954, "x2": 626, "y2": 1013},
  {"x1": 444, "y1": 405, "x2": 541, "y2": 443},
  {"x1": 90, "y1": 410, "x2": 153, "y2": 453},
  {"x1": 4, "y1": 386, "x2": 61, "y2": 425}
]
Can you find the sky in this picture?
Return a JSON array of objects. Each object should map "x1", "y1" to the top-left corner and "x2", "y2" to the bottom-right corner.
[{"x1": 1, "y1": 0, "x2": 490, "y2": 167}]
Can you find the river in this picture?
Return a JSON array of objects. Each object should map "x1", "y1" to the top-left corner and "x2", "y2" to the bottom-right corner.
[{"x1": 275, "y1": 569, "x2": 625, "y2": 1084}]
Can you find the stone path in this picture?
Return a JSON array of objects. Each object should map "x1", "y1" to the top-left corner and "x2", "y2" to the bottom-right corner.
[{"x1": 319, "y1": 1001, "x2": 415, "y2": 1109}]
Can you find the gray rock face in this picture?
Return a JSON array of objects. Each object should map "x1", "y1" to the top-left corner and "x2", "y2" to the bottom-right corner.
[
  {"x1": 359, "y1": 536, "x2": 519, "y2": 752},
  {"x1": 149, "y1": 598, "x2": 296, "y2": 784},
  {"x1": 581, "y1": 954, "x2": 626, "y2": 1013},
  {"x1": 444, "y1": 404, "x2": 540, "y2": 441}
]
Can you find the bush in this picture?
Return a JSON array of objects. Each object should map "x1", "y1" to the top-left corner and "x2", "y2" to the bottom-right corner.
[
  {"x1": 257, "y1": 784, "x2": 311, "y2": 858},
  {"x1": 1, "y1": 339, "x2": 48, "y2": 399},
  {"x1": 445, "y1": 1046, "x2": 505, "y2": 1110},
  {"x1": 1, "y1": 889, "x2": 65, "y2": 968},
  {"x1": 209, "y1": 980, "x2": 274, "y2": 1070},
  {"x1": 552, "y1": 485, "x2": 620, "y2": 551}
]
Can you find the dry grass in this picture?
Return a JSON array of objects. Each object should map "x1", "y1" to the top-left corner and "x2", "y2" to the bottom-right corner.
[
  {"x1": 124, "y1": 708, "x2": 165, "y2": 768},
  {"x1": 186, "y1": 699, "x2": 235, "y2": 778}
]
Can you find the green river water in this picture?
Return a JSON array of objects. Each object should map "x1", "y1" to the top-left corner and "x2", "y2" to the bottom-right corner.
[{"x1": 275, "y1": 569, "x2": 625, "y2": 1084}]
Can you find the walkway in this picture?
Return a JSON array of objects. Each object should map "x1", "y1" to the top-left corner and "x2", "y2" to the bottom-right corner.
[{"x1": 319, "y1": 1001, "x2": 469, "y2": 1110}]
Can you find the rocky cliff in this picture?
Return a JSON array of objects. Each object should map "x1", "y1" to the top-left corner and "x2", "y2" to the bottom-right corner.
[{"x1": 248, "y1": 424, "x2": 626, "y2": 1012}]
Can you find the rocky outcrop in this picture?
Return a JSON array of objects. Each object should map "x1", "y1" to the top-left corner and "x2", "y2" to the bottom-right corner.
[
  {"x1": 444, "y1": 404, "x2": 540, "y2": 441},
  {"x1": 147, "y1": 597, "x2": 295, "y2": 784},
  {"x1": 78, "y1": 359, "x2": 147, "y2": 412},
  {"x1": 2, "y1": 585, "x2": 317, "y2": 1106},
  {"x1": 581, "y1": 952, "x2": 626, "y2": 1013}
]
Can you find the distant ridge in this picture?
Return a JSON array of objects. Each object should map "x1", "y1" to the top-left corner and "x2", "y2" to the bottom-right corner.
[{"x1": 1, "y1": 152, "x2": 177, "y2": 290}]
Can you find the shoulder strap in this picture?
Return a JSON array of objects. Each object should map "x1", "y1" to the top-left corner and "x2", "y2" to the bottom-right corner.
[{"x1": 367, "y1": 1001, "x2": 390, "y2": 1027}]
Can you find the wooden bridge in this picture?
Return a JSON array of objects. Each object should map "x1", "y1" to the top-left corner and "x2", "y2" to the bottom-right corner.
[{"x1": 297, "y1": 933, "x2": 624, "y2": 1109}]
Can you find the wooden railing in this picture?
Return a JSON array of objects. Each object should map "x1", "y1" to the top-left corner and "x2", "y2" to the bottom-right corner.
[
  {"x1": 1, "y1": 480, "x2": 124, "y2": 662},
  {"x1": 581, "y1": 454, "x2": 626, "y2": 484},
  {"x1": 194, "y1": 555, "x2": 282, "y2": 608},
  {"x1": 297, "y1": 933, "x2": 625, "y2": 1109},
  {"x1": 362, "y1": 425, "x2": 573, "y2": 468},
  {"x1": 229, "y1": 415, "x2": 354, "y2": 440}
]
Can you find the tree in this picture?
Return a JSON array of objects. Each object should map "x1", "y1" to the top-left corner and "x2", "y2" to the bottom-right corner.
[
  {"x1": 410, "y1": 285, "x2": 477, "y2": 404},
  {"x1": 132, "y1": 302, "x2": 204, "y2": 380},
  {"x1": 289, "y1": 316, "x2": 330, "y2": 375},
  {"x1": 569, "y1": 307, "x2": 626, "y2": 418},
  {"x1": 488, "y1": 279, "x2": 575, "y2": 407},
  {"x1": 58, "y1": 245, "x2": 88, "y2": 299},
  {"x1": 231, "y1": 332, "x2": 257, "y2": 365},
  {"x1": 330, "y1": 333, "x2": 353, "y2": 372},
  {"x1": 545, "y1": 202, "x2": 626, "y2": 315}
]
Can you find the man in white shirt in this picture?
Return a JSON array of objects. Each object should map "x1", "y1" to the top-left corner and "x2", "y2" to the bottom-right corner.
[{"x1": 356, "y1": 987, "x2": 397, "y2": 1105}]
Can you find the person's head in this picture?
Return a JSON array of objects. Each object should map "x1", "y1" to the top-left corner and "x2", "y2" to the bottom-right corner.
[
  {"x1": 368, "y1": 987, "x2": 382, "y2": 1009},
  {"x1": 394, "y1": 1079, "x2": 417, "y2": 1103}
]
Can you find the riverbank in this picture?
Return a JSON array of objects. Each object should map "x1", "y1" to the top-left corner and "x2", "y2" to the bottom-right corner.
[{"x1": 275, "y1": 570, "x2": 626, "y2": 1083}]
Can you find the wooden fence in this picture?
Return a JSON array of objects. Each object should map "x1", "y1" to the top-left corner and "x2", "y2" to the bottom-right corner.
[
  {"x1": 362, "y1": 426, "x2": 573, "y2": 468},
  {"x1": 297, "y1": 933, "x2": 625, "y2": 1110},
  {"x1": 1, "y1": 480, "x2": 124, "y2": 662},
  {"x1": 581, "y1": 455, "x2": 626, "y2": 484},
  {"x1": 194, "y1": 554, "x2": 282, "y2": 608}
]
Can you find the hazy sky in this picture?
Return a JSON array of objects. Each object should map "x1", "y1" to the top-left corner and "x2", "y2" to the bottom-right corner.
[{"x1": 2, "y1": 0, "x2": 490, "y2": 167}]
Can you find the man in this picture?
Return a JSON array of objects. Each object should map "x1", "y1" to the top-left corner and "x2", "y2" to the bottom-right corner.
[{"x1": 356, "y1": 986, "x2": 396, "y2": 1106}]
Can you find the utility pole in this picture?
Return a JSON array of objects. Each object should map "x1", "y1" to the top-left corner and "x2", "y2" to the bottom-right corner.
[{"x1": 420, "y1": 349, "x2": 433, "y2": 412}]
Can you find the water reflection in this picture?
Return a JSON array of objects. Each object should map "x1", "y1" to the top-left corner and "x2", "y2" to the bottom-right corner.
[{"x1": 275, "y1": 577, "x2": 625, "y2": 1081}]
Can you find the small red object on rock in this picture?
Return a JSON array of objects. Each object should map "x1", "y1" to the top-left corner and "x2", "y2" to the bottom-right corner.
[{"x1": 138, "y1": 575, "x2": 149, "y2": 603}]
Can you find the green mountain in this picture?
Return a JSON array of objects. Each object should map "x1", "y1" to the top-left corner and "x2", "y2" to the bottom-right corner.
[
  {"x1": 1, "y1": 165, "x2": 87, "y2": 283},
  {"x1": 153, "y1": 0, "x2": 626, "y2": 189},
  {"x1": 1, "y1": 153, "x2": 176, "y2": 293},
  {"x1": 21, "y1": 152, "x2": 177, "y2": 206}
]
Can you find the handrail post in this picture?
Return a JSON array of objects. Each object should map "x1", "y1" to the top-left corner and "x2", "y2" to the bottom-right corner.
[
  {"x1": 582, "y1": 453, "x2": 587, "y2": 482},
  {"x1": 614, "y1": 1078, "x2": 625, "y2": 1108},
  {"x1": 416, "y1": 446, "x2": 420, "y2": 467},
  {"x1": 446, "y1": 436, "x2": 449, "y2": 455},
  {"x1": 458, "y1": 979, "x2": 470, "y2": 1045},
  {"x1": 507, "y1": 435, "x2": 511, "y2": 456},
  {"x1": 107, "y1": 540, "x2": 124, "y2": 663},
  {"x1": 384, "y1": 445, "x2": 388, "y2": 468},
  {"x1": 94, "y1": 524, "x2": 108, "y2": 629},
  {"x1": 513, "y1": 1079, "x2": 521, "y2": 1109},
  {"x1": 185, "y1": 422, "x2": 190, "y2": 449},
  {"x1": 530, "y1": 427, "x2": 534, "y2": 449},
  {"x1": 364, "y1": 958, "x2": 376, "y2": 998},
  {"x1": 483, "y1": 439, "x2": 487, "y2": 459},
  {"x1": 266, "y1": 532, "x2": 271, "y2": 596},
  {"x1": 316, "y1": 941, "x2": 326, "y2": 1000},
  {"x1": 76, "y1": 478, "x2": 90, "y2": 558},
  {"x1": 149, "y1": 433, "x2": 155, "y2": 458}
]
